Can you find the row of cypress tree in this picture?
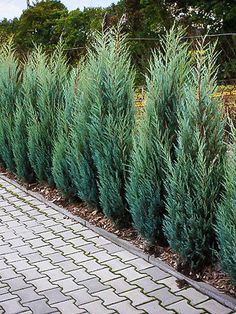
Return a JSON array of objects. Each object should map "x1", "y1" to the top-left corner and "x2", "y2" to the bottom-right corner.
[{"x1": 0, "y1": 27, "x2": 235, "y2": 284}]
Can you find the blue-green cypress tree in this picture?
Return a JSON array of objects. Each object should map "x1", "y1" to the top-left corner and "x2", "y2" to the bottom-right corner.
[
  {"x1": 12, "y1": 51, "x2": 39, "y2": 181},
  {"x1": 0, "y1": 41, "x2": 20, "y2": 172},
  {"x1": 68, "y1": 64, "x2": 100, "y2": 208},
  {"x1": 216, "y1": 124, "x2": 236, "y2": 284},
  {"x1": 126, "y1": 28, "x2": 190, "y2": 244},
  {"x1": 164, "y1": 41, "x2": 227, "y2": 270},
  {"x1": 88, "y1": 28, "x2": 136, "y2": 226},
  {"x1": 52, "y1": 69, "x2": 79, "y2": 197},
  {"x1": 27, "y1": 44, "x2": 69, "y2": 185}
]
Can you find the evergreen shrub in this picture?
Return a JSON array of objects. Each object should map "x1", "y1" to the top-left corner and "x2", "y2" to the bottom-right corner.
[
  {"x1": 0, "y1": 41, "x2": 20, "y2": 171},
  {"x1": 88, "y1": 28, "x2": 136, "y2": 226},
  {"x1": 27, "y1": 44, "x2": 69, "y2": 185},
  {"x1": 164, "y1": 41, "x2": 227, "y2": 269},
  {"x1": 216, "y1": 124, "x2": 236, "y2": 284},
  {"x1": 126, "y1": 28, "x2": 190, "y2": 244}
]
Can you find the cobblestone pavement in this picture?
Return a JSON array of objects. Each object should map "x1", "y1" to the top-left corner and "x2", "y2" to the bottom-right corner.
[{"x1": 0, "y1": 175, "x2": 235, "y2": 314}]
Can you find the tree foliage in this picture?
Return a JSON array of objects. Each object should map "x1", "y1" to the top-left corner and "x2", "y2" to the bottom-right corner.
[
  {"x1": 164, "y1": 41, "x2": 227, "y2": 269},
  {"x1": 88, "y1": 28, "x2": 135, "y2": 226},
  {"x1": 0, "y1": 41, "x2": 20, "y2": 172},
  {"x1": 27, "y1": 44, "x2": 68, "y2": 184},
  {"x1": 216, "y1": 124, "x2": 236, "y2": 284},
  {"x1": 126, "y1": 27, "x2": 190, "y2": 245}
]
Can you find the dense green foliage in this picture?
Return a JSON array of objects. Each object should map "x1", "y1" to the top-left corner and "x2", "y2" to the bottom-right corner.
[
  {"x1": 216, "y1": 125, "x2": 236, "y2": 284},
  {"x1": 0, "y1": 42, "x2": 20, "y2": 171},
  {"x1": 27, "y1": 44, "x2": 68, "y2": 184},
  {"x1": 52, "y1": 70, "x2": 79, "y2": 196},
  {"x1": 68, "y1": 65, "x2": 100, "y2": 208},
  {"x1": 164, "y1": 42, "x2": 227, "y2": 269},
  {"x1": 88, "y1": 29, "x2": 135, "y2": 226},
  {"x1": 126, "y1": 28, "x2": 190, "y2": 244}
]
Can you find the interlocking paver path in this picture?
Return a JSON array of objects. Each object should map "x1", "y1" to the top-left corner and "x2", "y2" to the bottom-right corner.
[{"x1": 0, "y1": 175, "x2": 235, "y2": 314}]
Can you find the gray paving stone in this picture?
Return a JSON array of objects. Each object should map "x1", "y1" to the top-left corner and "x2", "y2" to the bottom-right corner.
[
  {"x1": 21, "y1": 267, "x2": 47, "y2": 281},
  {"x1": 0, "y1": 267, "x2": 21, "y2": 280},
  {"x1": 141, "y1": 266, "x2": 171, "y2": 282},
  {"x1": 43, "y1": 268, "x2": 70, "y2": 282},
  {"x1": 33, "y1": 260, "x2": 58, "y2": 272},
  {"x1": 196, "y1": 299, "x2": 233, "y2": 314},
  {"x1": 39, "y1": 287, "x2": 71, "y2": 305},
  {"x1": 112, "y1": 250, "x2": 137, "y2": 262},
  {"x1": 108, "y1": 300, "x2": 144, "y2": 314},
  {"x1": 69, "y1": 268, "x2": 96, "y2": 283},
  {"x1": 126, "y1": 258, "x2": 153, "y2": 271},
  {"x1": 28, "y1": 238, "x2": 48, "y2": 248},
  {"x1": 22, "y1": 252, "x2": 47, "y2": 264},
  {"x1": 91, "y1": 250, "x2": 117, "y2": 263},
  {"x1": 46, "y1": 252, "x2": 69, "y2": 264},
  {"x1": 37, "y1": 245, "x2": 57, "y2": 256},
  {"x1": 101, "y1": 243, "x2": 123, "y2": 254},
  {"x1": 138, "y1": 300, "x2": 175, "y2": 314},
  {"x1": 68, "y1": 237, "x2": 90, "y2": 248},
  {"x1": 58, "y1": 230, "x2": 78, "y2": 240},
  {"x1": 167, "y1": 299, "x2": 204, "y2": 314},
  {"x1": 68, "y1": 251, "x2": 93, "y2": 263},
  {"x1": 148, "y1": 287, "x2": 184, "y2": 306},
  {"x1": 132, "y1": 277, "x2": 164, "y2": 293},
  {"x1": 11, "y1": 259, "x2": 34, "y2": 271},
  {"x1": 67, "y1": 288, "x2": 99, "y2": 306},
  {"x1": 0, "y1": 244, "x2": 16, "y2": 255},
  {"x1": 69, "y1": 224, "x2": 88, "y2": 234},
  {"x1": 53, "y1": 300, "x2": 84, "y2": 314},
  {"x1": 158, "y1": 276, "x2": 184, "y2": 292},
  {"x1": 79, "y1": 230, "x2": 98, "y2": 239},
  {"x1": 101, "y1": 258, "x2": 130, "y2": 272},
  {"x1": 0, "y1": 291, "x2": 17, "y2": 301},
  {"x1": 92, "y1": 267, "x2": 121, "y2": 283},
  {"x1": 93, "y1": 288, "x2": 126, "y2": 306},
  {"x1": 47, "y1": 238, "x2": 68, "y2": 248},
  {"x1": 115, "y1": 267, "x2": 147, "y2": 282},
  {"x1": 31, "y1": 225, "x2": 48, "y2": 234},
  {"x1": 57, "y1": 244, "x2": 78, "y2": 256},
  {"x1": 80, "y1": 259, "x2": 107, "y2": 272},
  {"x1": 14, "y1": 286, "x2": 43, "y2": 303},
  {"x1": 55, "y1": 277, "x2": 79, "y2": 293},
  {"x1": 40, "y1": 231, "x2": 59, "y2": 241},
  {"x1": 6, "y1": 276, "x2": 33, "y2": 292},
  {"x1": 79, "y1": 243, "x2": 103, "y2": 254},
  {"x1": 79, "y1": 299, "x2": 114, "y2": 314},
  {"x1": 80, "y1": 277, "x2": 110, "y2": 293},
  {"x1": 0, "y1": 297, "x2": 31, "y2": 314},
  {"x1": 29, "y1": 277, "x2": 57, "y2": 292},
  {"x1": 90, "y1": 236, "x2": 110, "y2": 247},
  {"x1": 49, "y1": 224, "x2": 68, "y2": 234},
  {"x1": 120, "y1": 288, "x2": 154, "y2": 306},
  {"x1": 176, "y1": 287, "x2": 209, "y2": 305},
  {"x1": 15, "y1": 244, "x2": 36, "y2": 256},
  {"x1": 56, "y1": 260, "x2": 78, "y2": 272},
  {"x1": 105, "y1": 277, "x2": 138, "y2": 294},
  {"x1": 25, "y1": 299, "x2": 57, "y2": 314}
]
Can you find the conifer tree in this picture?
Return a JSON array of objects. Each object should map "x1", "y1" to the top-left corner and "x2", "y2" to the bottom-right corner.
[
  {"x1": 0, "y1": 41, "x2": 20, "y2": 171},
  {"x1": 12, "y1": 51, "x2": 39, "y2": 181},
  {"x1": 164, "y1": 41, "x2": 227, "y2": 269},
  {"x1": 216, "y1": 124, "x2": 236, "y2": 284},
  {"x1": 68, "y1": 64, "x2": 100, "y2": 208},
  {"x1": 27, "y1": 44, "x2": 69, "y2": 185},
  {"x1": 88, "y1": 28, "x2": 135, "y2": 226},
  {"x1": 126, "y1": 28, "x2": 190, "y2": 244},
  {"x1": 52, "y1": 69, "x2": 79, "y2": 197}
]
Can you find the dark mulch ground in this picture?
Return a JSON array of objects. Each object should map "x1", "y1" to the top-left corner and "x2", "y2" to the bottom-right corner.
[{"x1": 0, "y1": 167, "x2": 235, "y2": 298}]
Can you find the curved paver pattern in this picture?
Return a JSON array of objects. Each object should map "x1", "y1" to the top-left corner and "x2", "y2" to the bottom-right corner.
[{"x1": 0, "y1": 175, "x2": 234, "y2": 314}]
